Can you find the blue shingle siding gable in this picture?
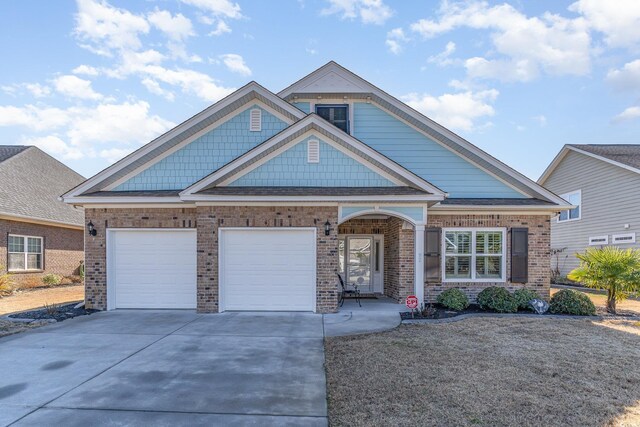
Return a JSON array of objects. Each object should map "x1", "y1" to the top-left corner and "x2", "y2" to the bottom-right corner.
[
  {"x1": 114, "y1": 105, "x2": 288, "y2": 191},
  {"x1": 227, "y1": 136, "x2": 396, "y2": 187},
  {"x1": 352, "y1": 102, "x2": 524, "y2": 198}
]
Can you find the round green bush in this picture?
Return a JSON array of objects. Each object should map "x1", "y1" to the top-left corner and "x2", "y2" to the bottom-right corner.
[
  {"x1": 549, "y1": 289, "x2": 596, "y2": 316},
  {"x1": 436, "y1": 288, "x2": 469, "y2": 311},
  {"x1": 513, "y1": 289, "x2": 541, "y2": 311},
  {"x1": 477, "y1": 286, "x2": 518, "y2": 313},
  {"x1": 42, "y1": 274, "x2": 61, "y2": 286}
]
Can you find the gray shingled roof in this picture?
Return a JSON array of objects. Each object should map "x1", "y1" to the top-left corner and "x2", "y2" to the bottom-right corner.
[
  {"x1": 0, "y1": 145, "x2": 29, "y2": 163},
  {"x1": 0, "y1": 146, "x2": 85, "y2": 226},
  {"x1": 570, "y1": 144, "x2": 640, "y2": 170}
]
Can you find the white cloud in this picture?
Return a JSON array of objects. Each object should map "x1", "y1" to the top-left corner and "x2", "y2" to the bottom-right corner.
[
  {"x1": 180, "y1": 0, "x2": 243, "y2": 19},
  {"x1": 385, "y1": 28, "x2": 408, "y2": 54},
  {"x1": 606, "y1": 59, "x2": 640, "y2": 91},
  {"x1": 322, "y1": 0, "x2": 393, "y2": 25},
  {"x1": 219, "y1": 53, "x2": 251, "y2": 76},
  {"x1": 428, "y1": 41, "x2": 456, "y2": 66},
  {"x1": 141, "y1": 78, "x2": 175, "y2": 101},
  {"x1": 613, "y1": 106, "x2": 640, "y2": 122},
  {"x1": 74, "y1": 0, "x2": 150, "y2": 55},
  {"x1": 72, "y1": 64, "x2": 100, "y2": 76},
  {"x1": 410, "y1": 1, "x2": 591, "y2": 82},
  {"x1": 569, "y1": 0, "x2": 640, "y2": 49},
  {"x1": 209, "y1": 20, "x2": 231, "y2": 36},
  {"x1": 22, "y1": 135, "x2": 84, "y2": 160},
  {"x1": 148, "y1": 9, "x2": 194, "y2": 41},
  {"x1": 0, "y1": 101, "x2": 174, "y2": 159},
  {"x1": 53, "y1": 75, "x2": 103, "y2": 100},
  {"x1": 402, "y1": 89, "x2": 499, "y2": 132},
  {"x1": 532, "y1": 115, "x2": 547, "y2": 127},
  {"x1": 141, "y1": 65, "x2": 235, "y2": 101},
  {"x1": 99, "y1": 147, "x2": 135, "y2": 163}
]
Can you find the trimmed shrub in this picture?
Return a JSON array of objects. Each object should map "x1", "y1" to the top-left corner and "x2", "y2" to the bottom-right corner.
[
  {"x1": 0, "y1": 267, "x2": 14, "y2": 297},
  {"x1": 437, "y1": 288, "x2": 469, "y2": 311},
  {"x1": 42, "y1": 274, "x2": 62, "y2": 286},
  {"x1": 513, "y1": 289, "x2": 541, "y2": 311},
  {"x1": 550, "y1": 289, "x2": 596, "y2": 316},
  {"x1": 477, "y1": 286, "x2": 518, "y2": 313}
]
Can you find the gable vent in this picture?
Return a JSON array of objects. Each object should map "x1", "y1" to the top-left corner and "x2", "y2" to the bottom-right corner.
[
  {"x1": 307, "y1": 139, "x2": 320, "y2": 163},
  {"x1": 249, "y1": 108, "x2": 261, "y2": 131}
]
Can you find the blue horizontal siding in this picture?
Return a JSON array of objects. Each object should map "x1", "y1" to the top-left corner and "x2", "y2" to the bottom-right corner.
[
  {"x1": 114, "y1": 105, "x2": 288, "y2": 191},
  {"x1": 292, "y1": 102, "x2": 311, "y2": 114},
  {"x1": 228, "y1": 136, "x2": 396, "y2": 187},
  {"x1": 353, "y1": 103, "x2": 524, "y2": 198}
]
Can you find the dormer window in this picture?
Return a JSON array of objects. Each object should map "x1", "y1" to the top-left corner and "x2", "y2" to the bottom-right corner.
[{"x1": 316, "y1": 104, "x2": 349, "y2": 133}]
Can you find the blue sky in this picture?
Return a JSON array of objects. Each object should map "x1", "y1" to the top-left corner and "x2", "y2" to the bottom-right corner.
[{"x1": 1, "y1": 0, "x2": 639, "y2": 180}]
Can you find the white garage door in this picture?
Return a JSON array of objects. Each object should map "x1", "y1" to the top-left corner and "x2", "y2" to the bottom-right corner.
[
  {"x1": 220, "y1": 228, "x2": 316, "y2": 312},
  {"x1": 108, "y1": 229, "x2": 197, "y2": 309}
]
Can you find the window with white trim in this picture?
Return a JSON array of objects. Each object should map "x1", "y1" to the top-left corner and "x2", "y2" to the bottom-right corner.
[
  {"x1": 559, "y1": 190, "x2": 581, "y2": 222},
  {"x1": 249, "y1": 108, "x2": 261, "y2": 131},
  {"x1": 8, "y1": 235, "x2": 43, "y2": 271},
  {"x1": 612, "y1": 233, "x2": 636, "y2": 244},
  {"x1": 588, "y1": 235, "x2": 608, "y2": 246},
  {"x1": 443, "y1": 229, "x2": 506, "y2": 282}
]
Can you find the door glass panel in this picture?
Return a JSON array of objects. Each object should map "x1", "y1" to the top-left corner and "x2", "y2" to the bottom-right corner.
[
  {"x1": 338, "y1": 239, "x2": 345, "y2": 275},
  {"x1": 347, "y1": 237, "x2": 372, "y2": 292}
]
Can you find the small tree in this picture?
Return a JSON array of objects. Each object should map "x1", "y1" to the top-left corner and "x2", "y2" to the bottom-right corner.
[{"x1": 568, "y1": 247, "x2": 640, "y2": 314}]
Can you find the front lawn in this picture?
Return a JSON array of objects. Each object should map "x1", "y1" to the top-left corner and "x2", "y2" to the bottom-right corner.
[{"x1": 325, "y1": 318, "x2": 640, "y2": 426}]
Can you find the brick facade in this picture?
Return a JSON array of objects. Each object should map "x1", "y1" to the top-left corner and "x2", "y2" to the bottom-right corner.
[
  {"x1": 0, "y1": 219, "x2": 83, "y2": 285},
  {"x1": 84, "y1": 206, "x2": 339, "y2": 313},
  {"x1": 425, "y1": 214, "x2": 551, "y2": 302}
]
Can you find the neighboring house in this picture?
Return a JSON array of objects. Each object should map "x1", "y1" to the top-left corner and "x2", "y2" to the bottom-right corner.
[
  {"x1": 62, "y1": 62, "x2": 570, "y2": 313},
  {"x1": 0, "y1": 146, "x2": 85, "y2": 284},
  {"x1": 539, "y1": 144, "x2": 640, "y2": 277}
]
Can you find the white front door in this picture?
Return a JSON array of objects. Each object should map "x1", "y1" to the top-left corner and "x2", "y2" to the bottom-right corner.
[
  {"x1": 108, "y1": 229, "x2": 197, "y2": 309},
  {"x1": 339, "y1": 235, "x2": 383, "y2": 294},
  {"x1": 219, "y1": 228, "x2": 316, "y2": 312}
]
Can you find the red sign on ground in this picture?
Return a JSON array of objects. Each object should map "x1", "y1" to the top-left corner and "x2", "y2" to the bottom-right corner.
[{"x1": 406, "y1": 295, "x2": 418, "y2": 309}]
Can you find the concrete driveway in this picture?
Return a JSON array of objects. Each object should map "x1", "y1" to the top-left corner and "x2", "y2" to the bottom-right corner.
[{"x1": 0, "y1": 311, "x2": 327, "y2": 426}]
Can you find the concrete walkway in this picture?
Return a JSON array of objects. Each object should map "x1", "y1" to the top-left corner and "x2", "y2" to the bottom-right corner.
[
  {"x1": 0, "y1": 311, "x2": 327, "y2": 426},
  {"x1": 323, "y1": 296, "x2": 406, "y2": 337}
]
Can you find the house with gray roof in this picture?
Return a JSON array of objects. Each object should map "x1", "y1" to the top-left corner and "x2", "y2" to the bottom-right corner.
[
  {"x1": 62, "y1": 62, "x2": 570, "y2": 313},
  {"x1": 539, "y1": 144, "x2": 640, "y2": 278},
  {"x1": 0, "y1": 146, "x2": 85, "y2": 285}
]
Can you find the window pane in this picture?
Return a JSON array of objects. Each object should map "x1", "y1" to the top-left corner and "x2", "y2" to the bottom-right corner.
[
  {"x1": 445, "y1": 255, "x2": 471, "y2": 279},
  {"x1": 8, "y1": 253, "x2": 25, "y2": 270},
  {"x1": 477, "y1": 232, "x2": 502, "y2": 254},
  {"x1": 476, "y1": 256, "x2": 502, "y2": 279},
  {"x1": 338, "y1": 239, "x2": 345, "y2": 273},
  {"x1": 569, "y1": 206, "x2": 580, "y2": 219},
  {"x1": 316, "y1": 106, "x2": 331, "y2": 121},
  {"x1": 445, "y1": 231, "x2": 471, "y2": 254},
  {"x1": 559, "y1": 210, "x2": 568, "y2": 221},
  {"x1": 27, "y1": 237, "x2": 41, "y2": 253},
  {"x1": 8, "y1": 236, "x2": 24, "y2": 253},
  {"x1": 27, "y1": 254, "x2": 42, "y2": 270},
  {"x1": 332, "y1": 107, "x2": 347, "y2": 121}
]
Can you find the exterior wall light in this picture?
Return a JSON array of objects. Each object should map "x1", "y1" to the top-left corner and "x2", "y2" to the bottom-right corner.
[
  {"x1": 324, "y1": 220, "x2": 331, "y2": 236},
  {"x1": 87, "y1": 221, "x2": 97, "y2": 236}
]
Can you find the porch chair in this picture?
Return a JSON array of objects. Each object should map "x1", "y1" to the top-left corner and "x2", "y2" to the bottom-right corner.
[{"x1": 336, "y1": 273, "x2": 361, "y2": 307}]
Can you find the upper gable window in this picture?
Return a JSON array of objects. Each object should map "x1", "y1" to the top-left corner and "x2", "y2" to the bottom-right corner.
[
  {"x1": 316, "y1": 105, "x2": 349, "y2": 133},
  {"x1": 559, "y1": 190, "x2": 581, "y2": 222},
  {"x1": 249, "y1": 108, "x2": 261, "y2": 132}
]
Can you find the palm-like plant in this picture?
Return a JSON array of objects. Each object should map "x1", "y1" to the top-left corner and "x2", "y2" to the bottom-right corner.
[{"x1": 568, "y1": 247, "x2": 640, "y2": 314}]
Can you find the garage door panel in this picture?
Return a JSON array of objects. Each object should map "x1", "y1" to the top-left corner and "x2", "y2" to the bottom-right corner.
[
  {"x1": 109, "y1": 230, "x2": 197, "y2": 309},
  {"x1": 221, "y1": 229, "x2": 316, "y2": 312}
]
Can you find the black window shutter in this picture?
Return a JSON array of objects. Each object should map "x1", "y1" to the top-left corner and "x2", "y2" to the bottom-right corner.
[
  {"x1": 511, "y1": 228, "x2": 528, "y2": 283},
  {"x1": 424, "y1": 228, "x2": 442, "y2": 283}
]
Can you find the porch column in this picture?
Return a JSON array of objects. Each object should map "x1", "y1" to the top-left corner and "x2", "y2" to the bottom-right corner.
[{"x1": 414, "y1": 225, "x2": 425, "y2": 307}]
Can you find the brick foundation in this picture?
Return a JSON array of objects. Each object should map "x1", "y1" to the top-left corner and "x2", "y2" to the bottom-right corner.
[
  {"x1": 425, "y1": 214, "x2": 551, "y2": 302},
  {"x1": 0, "y1": 219, "x2": 84, "y2": 285}
]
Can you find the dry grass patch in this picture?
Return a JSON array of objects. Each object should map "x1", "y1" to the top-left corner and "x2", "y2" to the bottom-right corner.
[
  {"x1": 325, "y1": 318, "x2": 640, "y2": 427},
  {"x1": 0, "y1": 319, "x2": 48, "y2": 338}
]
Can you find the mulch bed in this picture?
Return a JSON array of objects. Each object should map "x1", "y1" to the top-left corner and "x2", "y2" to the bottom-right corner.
[
  {"x1": 400, "y1": 303, "x2": 640, "y2": 320},
  {"x1": 9, "y1": 302, "x2": 98, "y2": 322}
]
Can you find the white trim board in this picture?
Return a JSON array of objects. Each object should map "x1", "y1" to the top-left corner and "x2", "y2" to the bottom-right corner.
[
  {"x1": 62, "y1": 82, "x2": 306, "y2": 200},
  {"x1": 280, "y1": 61, "x2": 569, "y2": 206}
]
